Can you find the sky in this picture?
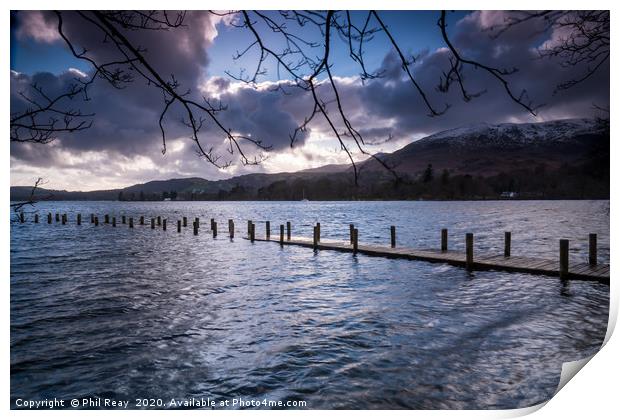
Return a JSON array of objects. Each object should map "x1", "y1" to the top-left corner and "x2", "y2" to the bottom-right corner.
[{"x1": 10, "y1": 10, "x2": 610, "y2": 191}]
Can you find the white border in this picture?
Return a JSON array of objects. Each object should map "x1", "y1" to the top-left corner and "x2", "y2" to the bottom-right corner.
[{"x1": 4, "y1": 1, "x2": 617, "y2": 419}]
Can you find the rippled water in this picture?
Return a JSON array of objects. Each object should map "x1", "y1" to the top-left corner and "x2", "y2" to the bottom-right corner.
[{"x1": 10, "y1": 200, "x2": 609, "y2": 409}]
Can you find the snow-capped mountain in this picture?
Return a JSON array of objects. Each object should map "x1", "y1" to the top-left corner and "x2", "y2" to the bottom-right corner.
[
  {"x1": 418, "y1": 118, "x2": 605, "y2": 147},
  {"x1": 360, "y1": 118, "x2": 608, "y2": 176}
]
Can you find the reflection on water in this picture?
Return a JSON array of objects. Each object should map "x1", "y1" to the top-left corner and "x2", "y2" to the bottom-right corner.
[{"x1": 10, "y1": 201, "x2": 609, "y2": 409}]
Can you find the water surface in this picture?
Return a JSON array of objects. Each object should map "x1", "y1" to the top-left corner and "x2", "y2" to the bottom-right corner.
[{"x1": 10, "y1": 200, "x2": 610, "y2": 409}]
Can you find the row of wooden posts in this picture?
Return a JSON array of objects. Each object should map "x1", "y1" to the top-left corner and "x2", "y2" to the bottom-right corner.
[
  {"x1": 19, "y1": 212, "x2": 599, "y2": 280},
  {"x1": 18, "y1": 211, "x2": 234, "y2": 238},
  {"x1": 244, "y1": 220, "x2": 599, "y2": 280}
]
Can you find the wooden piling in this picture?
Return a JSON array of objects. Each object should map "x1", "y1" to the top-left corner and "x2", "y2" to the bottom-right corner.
[
  {"x1": 183, "y1": 217, "x2": 187, "y2": 227},
  {"x1": 250, "y1": 223, "x2": 255, "y2": 243},
  {"x1": 195, "y1": 218, "x2": 199, "y2": 229},
  {"x1": 90, "y1": 213, "x2": 94, "y2": 224},
  {"x1": 19, "y1": 212, "x2": 24, "y2": 223},
  {"x1": 210, "y1": 218, "x2": 215, "y2": 231},
  {"x1": 177, "y1": 220, "x2": 181, "y2": 233},
  {"x1": 352, "y1": 228, "x2": 358, "y2": 254},
  {"x1": 280, "y1": 224, "x2": 284, "y2": 246},
  {"x1": 313, "y1": 225, "x2": 318, "y2": 250},
  {"x1": 140, "y1": 216, "x2": 144, "y2": 225},
  {"x1": 228, "y1": 219, "x2": 234, "y2": 238},
  {"x1": 129, "y1": 217, "x2": 134, "y2": 228},
  {"x1": 213, "y1": 221, "x2": 217, "y2": 237},
  {"x1": 122, "y1": 215, "x2": 126, "y2": 224},
  {"x1": 266, "y1": 221, "x2": 270, "y2": 239},
  {"x1": 77, "y1": 214, "x2": 81, "y2": 225},
  {"x1": 193, "y1": 221, "x2": 198, "y2": 235},
  {"x1": 157, "y1": 216, "x2": 161, "y2": 226},
  {"x1": 504, "y1": 232, "x2": 511, "y2": 258},
  {"x1": 94, "y1": 216, "x2": 99, "y2": 226},
  {"x1": 151, "y1": 218, "x2": 155, "y2": 229},
  {"x1": 316, "y1": 223, "x2": 321, "y2": 243},
  {"x1": 589, "y1": 234, "x2": 597, "y2": 266},
  {"x1": 286, "y1": 221, "x2": 291, "y2": 240},
  {"x1": 112, "y1": 217, "x2": 116, "y2": 227},
  {"x1": 163, "y1": 219, "x2": 167, "y2": 231},
  {"x1": 390, "y1": 226, "x2": 396, "y2": 248},
  {"x1": 48, "y1": 213, "x2": 52, "y2": 224},
  {"x1": 55, "y1": 213, "x2": 60, "y2": 222},
  {"x1": 104, "y1": 214, "x2": 109, "y2": 224},
  {"x1": 441, "y1": 229, "x2": 448, "y2": 252},
  {"x1": 62, "y1": 214, "x2": 66, "y2": 225},
  {"x1": 349, "y1": 224, "x2": 355, "y2": 244},
  {"x1": 248, "y1": 220, "x2": 252, "y2": 236},
  {"x1": 560, "y1": 239, "x2": 569, "y2": 279},
  {"x1": 34, "y1": 214, "x2": 39, "y2": 223},
  {"x1": 465, "y1": 233, "x2": 474, "y2": 270}
]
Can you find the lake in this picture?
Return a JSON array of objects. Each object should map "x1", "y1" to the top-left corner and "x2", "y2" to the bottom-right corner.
[{"x1": 10, "y1": 200, "x2": 610, "y2": 409}]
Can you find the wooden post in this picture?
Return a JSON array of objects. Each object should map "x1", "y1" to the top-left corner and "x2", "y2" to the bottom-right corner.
[
  {"x1": 466, "y1": 233, "x2": 474, "y2": 270},
  {"x1": 195, "y1": 217, "x2": 199, "y2": 229},
  {"x1": 140, "y1": 216, "x2": 144, "y2": 225},
  {"x1": 63, "y1": 214, "x2": 67, "y2": 225},
  {"x1": 90, "y1": 213, "x2": 94, "y2": 224},
  {"x1": 34, "y1": 214, "x2": 39, "y2": 223},
  {"x1": 163, "y1": 219, "x2": 167, "y2": 231},
  {"x1": 247, "y1": 220, "x2": 252, "y2": 236},
  {"x1": 441, "y1": 229, "x2": 448, "y2": 252},
  {"x1": 55, "y1": 213, "x2": 60, "y2": 222},
  {"x1": 122, "y1": 215, "x2": 126, "y2": 224},
  {"x1": 19, "y1": 212, "x2": 24, "y2": 223},
  {"x1": 229, "y1": 220, "x2": 235, "y2": 239},
  {"x1": 280, "y1": 224, "x2": 284, "y2": 246},
  {"x1": 589, "y1": 234, "x2": 597, "y2": 266},
  {"x1": 266, "y1": 221, "x2": 270, "y2": 240},
  {"x1": 210, "y1": 218, "x2": 215, "y2": 231},
  {"x1": 349, "y1": 224, "x2": 354, "y2": 244},
  {"x1": 48, "y1": 213, "x2": 52, "y2": 224},
  {"x1": 352, "y1": 228, "x2": 358, "y2": 254},
  {"x1": 112, "y1": 217, "x2": 116, "y2": 227},
  {"x1": 286, "y1": 221, "x2": 291, "y2": 240},
  {"x1": 104, "y1": 214, "x2": 109, "y2": 224},
  {"x1": 504, "y1": 232, "x2": 511, "y2": 258},
  {"x1": 129, "y1": 217, "x2": 134, "y2": 228},
  {"x1": 157, "y1": 216, "x2": 161, "y2": 226},
  {"x1": 250, "y1": 223, "x2": 255, "y2": 243},
  {"x1": 94, "y1": 216, "x2": 99, "y2": 226},
  {"x1": 390, "y1": 226, "x2": 396, "y2": 248},
  {"x1": 316, "y1": 223, "x2": 320, "y2": 243},
  {"x1": 151, "y1": 218, "x2": 155, "y2": 229},
  {"x1": 77, "y1": 213, "x2": 81, "y2": 225},
  {"x1": 313, "y1": 225, "x2": 318, "y2": 250},
  {"x1": 183, "y1": 216, "x2": 187, "y2": 227},
  {"x1": 213, "y1": 221, "x2": 217, "y2": 237},
  {"x1": 193, "y1": 221, "x2": 198, "y2": 235},
  {"x1": 560, "y1": 239, "x2": 569, "y2": 279},
  {"x1": 177, "y1": 220, "x2": 181, "y2": 233}
]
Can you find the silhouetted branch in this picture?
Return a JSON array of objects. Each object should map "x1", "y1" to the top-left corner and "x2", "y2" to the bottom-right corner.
[
  {"x1": 11, "y1": 178, "x2": 52, "y2": 216},
  {"x1": 438, "y1": 11, "x2": 539, "y2": 115}
]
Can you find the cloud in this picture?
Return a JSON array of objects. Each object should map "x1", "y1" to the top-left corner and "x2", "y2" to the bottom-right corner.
[
  {"x1": 10, "y1": 10, "x2": 610, "y2": 191},
  {"x1": 15, "y1": 11, "x2": 61, "y2": 43}
]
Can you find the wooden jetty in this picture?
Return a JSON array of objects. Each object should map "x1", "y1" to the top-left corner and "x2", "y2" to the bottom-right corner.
[
  {"x1": 243, "y1": 230, "x2": 610, "y2": 283},
  {"x1": 17, "y1": 212, "x2": 609, "y2": 283}
]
